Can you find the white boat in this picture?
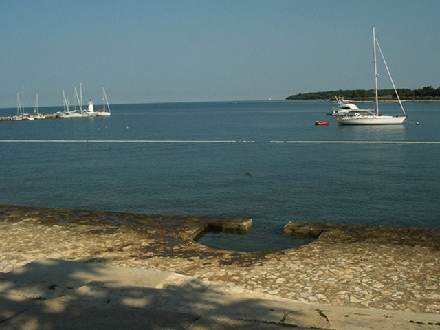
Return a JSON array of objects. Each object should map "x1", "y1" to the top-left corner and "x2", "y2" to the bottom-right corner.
[
  {"x1": 96, "y1": 87, "x2": 111, "y2": 116},
  {"x1": 11, "y1": 92, "x2": 24, "y2": 121},
  {"x1": 76, "y1": 83, "x2": 96, "y2": 117},
  {"x1": 337, "y1": 111, "x2": 406, "y2": 125},
  {"x1": 23, "y1": 114, "x2": 35, "y2": 120},
  {"x1": 14, "y1": 90, "x2": 36, "y2": 120},
  {"x1": 57, "y1": 89, "x2": 82, "y2": 118},
  {"x1": 331, "y1": 96, "x2": 374, "y2": 116},
  {"x1": 58, "y1": 84, "x2": 96, "y2": 118},
  {"x1": 337, "y1": 27, "x2": 407, "y2": 125},
  {"x1": 57, "y1": 111, "x2": 84, "y2": 118},
  {"x1": 33, "y1": 92, "x2": 45, "y2": 120}
]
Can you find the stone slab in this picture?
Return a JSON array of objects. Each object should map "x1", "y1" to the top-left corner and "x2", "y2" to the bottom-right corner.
[{"x1": 1, "y1": 259, "x2": 440, "y2": 329}]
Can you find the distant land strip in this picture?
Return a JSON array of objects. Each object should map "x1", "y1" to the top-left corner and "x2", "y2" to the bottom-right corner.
[{"x1": 286, "y1": 86, "x2": 440, "y2": 101}]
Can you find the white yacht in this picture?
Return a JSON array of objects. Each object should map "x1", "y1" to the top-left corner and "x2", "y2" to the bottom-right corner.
[{"x1": 337, "y1": 27, "x2": 407, "y2": 125}]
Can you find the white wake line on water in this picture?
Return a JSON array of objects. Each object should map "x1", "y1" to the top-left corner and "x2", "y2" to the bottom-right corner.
[
  {"x1": 272, "y1": 140, "x2": 440, "y2": 144},
  {"x1": 0, "y1": 140, "x2": 439, "y2": 144},
  {"x1": 0, "y1": 140, "x2": 245, "y2": 143}
]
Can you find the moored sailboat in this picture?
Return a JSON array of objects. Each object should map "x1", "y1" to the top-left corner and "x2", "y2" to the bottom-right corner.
[
  {"x1": 57, "y1": 89, "x2": 82, "y2": 118},
  {"x1": 11, "y1": 92, "x2": 23, "y2": 121},
  {"x1": 96, "y1": 87, "x2": 111, "y2": 116},
  {"x1": 33, "y1": 92, "x2": 45, "y2": 120},
  {"x1": 337, "y1": 27, "x2": 407, "y2": 125},
  {"x1": 57, "y1": 84, "x2": 97, "y2": 118}
]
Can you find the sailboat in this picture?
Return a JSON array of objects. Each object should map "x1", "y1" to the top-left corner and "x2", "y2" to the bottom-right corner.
[
  {"x1": 15, "y1": 89, "x2": 35, "y2": 121},
  {"x1": 11, "y1": 92, "x2": 23, "y2": 121},
  {"x1": 33, "y1": 92, "x2": 45, "y2": 120},
  {"x1": 58, "y1": 84, "x2": 87, "y2": 118},
  {"x1": 337, "y1": 27, "x2": 407, "y2": 125},
  {"x1": 96, "y1": 87, "x2": 111, "y2": 116}
]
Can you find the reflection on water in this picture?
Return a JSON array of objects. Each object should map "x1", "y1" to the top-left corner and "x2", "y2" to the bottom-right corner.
[{"x1": 336, "y1": 124, "x2": 407, "y2": 141}]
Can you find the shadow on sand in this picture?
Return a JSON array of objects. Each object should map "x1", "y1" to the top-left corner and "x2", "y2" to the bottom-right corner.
[{"x1": 0, "y1": 258, "x2": 317, "y2": 330}]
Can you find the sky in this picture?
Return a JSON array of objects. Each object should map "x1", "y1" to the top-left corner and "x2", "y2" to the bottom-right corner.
[{"x1": 1, "y1": 0, "x2": 439, "y2": 108}]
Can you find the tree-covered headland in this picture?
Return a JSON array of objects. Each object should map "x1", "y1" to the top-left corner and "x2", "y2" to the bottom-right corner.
[{"x1": 286, "y1": 86, "x2": 440, "y2": 101}]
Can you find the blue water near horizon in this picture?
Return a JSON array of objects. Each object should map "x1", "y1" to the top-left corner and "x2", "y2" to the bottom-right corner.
[{"x1": 1, "y1": 100, "x2": 439, "y2": 251}]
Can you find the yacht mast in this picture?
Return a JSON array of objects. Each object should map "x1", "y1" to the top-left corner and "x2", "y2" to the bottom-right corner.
[
  {"x1": 34, "y1": 92, "x2": 38, "y2": 114},
  {"x1": 62, "y1": 89, "x2": 70, "y2": 111},
  {"x1": 102, "y1": 87, "x2": 111, "y2": 113},
  {"x1": 16, "y1": 92, "x2": 22, "y2": 117},
  {"x1": 373, "y1": 27, "x2": 379, "y2": 115},
  {"x1": 79, "y1": 82, "x2": 83, "y2": 111},
  {"x1": 375, "y1": 34, "x2": 408, "y2": 117},
  {"x1": 74, "y1": 87, "x2": 80, "y2": 111}
]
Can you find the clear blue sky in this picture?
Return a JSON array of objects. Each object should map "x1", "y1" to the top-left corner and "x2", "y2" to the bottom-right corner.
[{"x1": 1, "y1": 0, "x2": 439, "y2": 108}]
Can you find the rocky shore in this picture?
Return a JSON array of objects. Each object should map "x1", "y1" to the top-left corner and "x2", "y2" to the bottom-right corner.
[{"x1": 1, "y1": 204, "x2": 439, "y2": 314}]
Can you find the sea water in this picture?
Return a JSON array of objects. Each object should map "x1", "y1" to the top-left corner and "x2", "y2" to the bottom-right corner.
[{"x1": 0, "y1": 101, "x2": 439, "y2": 251}]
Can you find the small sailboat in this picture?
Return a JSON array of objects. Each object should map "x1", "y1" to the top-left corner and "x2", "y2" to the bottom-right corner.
[
  {"x1": 337, "y1": 27, "x2": 407, "y2": 125},
  {"x1": 96, "y1": 87, "x2": 111, "y2": 116},
  {"x1": 58, "y1": 84, "x2": 88, "y2": 118},
  {"x1": 18, "y1": 90, "x2": 35, "y2": 121},
  {"x1": 11, "y1": 92, "x2": 23, "y2": 121},
  {"x1": 58, "y1": 89, "x2": 79, "y2": 118},
  {"x1": 33, "y1": 92, "x2": 45, "y2": 120}
]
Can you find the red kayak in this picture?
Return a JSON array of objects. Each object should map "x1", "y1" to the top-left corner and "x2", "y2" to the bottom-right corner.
[{"x1": 315, "y1": 121, "x2": 330, "y2": 126}]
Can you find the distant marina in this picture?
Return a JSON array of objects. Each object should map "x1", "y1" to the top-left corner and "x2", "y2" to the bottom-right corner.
[{"x1": 1, "y1": 84, "x2": 111, "y2": 121}]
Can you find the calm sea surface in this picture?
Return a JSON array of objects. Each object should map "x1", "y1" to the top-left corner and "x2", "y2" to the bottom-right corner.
[{"x1": 1, "y1": 101, "x2": 439, "y2": 251}]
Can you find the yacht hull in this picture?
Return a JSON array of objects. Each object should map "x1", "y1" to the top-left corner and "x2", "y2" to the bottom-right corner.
[{"x1": 338, "y1": 115, "x2": 406, "y2": 125}]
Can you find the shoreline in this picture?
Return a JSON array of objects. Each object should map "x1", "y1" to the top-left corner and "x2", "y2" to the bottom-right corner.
[{"x1": 1, "y1": 204, "x2": 439, "y2": 315}]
